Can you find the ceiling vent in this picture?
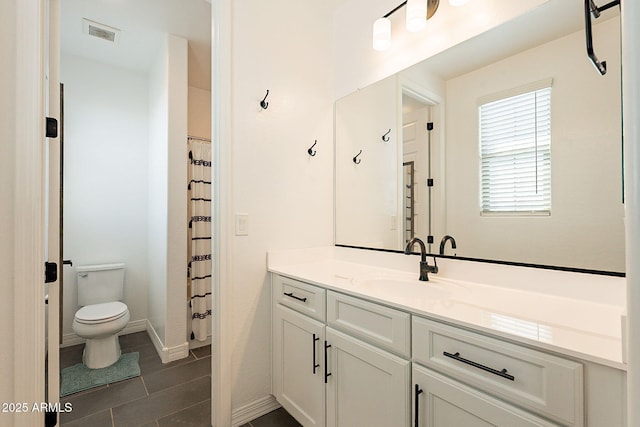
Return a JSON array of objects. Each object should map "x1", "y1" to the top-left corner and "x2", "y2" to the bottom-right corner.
[{"x1": 83, "y1": 19, "x2": 120, "y2": 43}]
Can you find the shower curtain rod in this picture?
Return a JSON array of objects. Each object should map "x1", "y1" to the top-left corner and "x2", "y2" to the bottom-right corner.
[{"x1": 188, "y1": 135, "x2": 211, "y2": 143}]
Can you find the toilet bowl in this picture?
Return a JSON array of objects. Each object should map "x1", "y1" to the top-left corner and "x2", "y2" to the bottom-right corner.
[
  {"x1": 73, "y1": 301, "x2": 130, "y2": 369},
  {"x1": 73, "y1": 263, "x2": 129, "y2": 369}
]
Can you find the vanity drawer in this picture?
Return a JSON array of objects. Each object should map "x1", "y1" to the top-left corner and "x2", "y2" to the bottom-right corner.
[
  {"x1": 273, "y1": 275, "x2": 326, "y2": 322},
  {"x1": 412, "y1": 316, "x2": 583, "y2": 426},
  {"x1": 327, "y1": 291, "x2": 410, "y2": 358}
]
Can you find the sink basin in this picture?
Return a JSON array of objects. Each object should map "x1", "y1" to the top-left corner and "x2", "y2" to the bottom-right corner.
[{"x1": 351, "y1": 275, "x2": 453, "y2": 299}]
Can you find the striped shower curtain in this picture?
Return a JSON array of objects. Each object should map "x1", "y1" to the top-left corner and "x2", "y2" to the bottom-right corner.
[{"x1": 187, "y1": 137, "x2": 212, "y2": 341}]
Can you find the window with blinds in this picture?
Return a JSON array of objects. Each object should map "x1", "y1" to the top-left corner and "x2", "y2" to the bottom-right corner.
[{"x1": 479, "y1": 84, "x2": 552, "y2": 214}]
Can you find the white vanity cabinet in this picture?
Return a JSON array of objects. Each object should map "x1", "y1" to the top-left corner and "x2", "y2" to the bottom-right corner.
[
  {"x1": 412, "y1": 316, "x2": 583, "y2": 426},
  {"x1": 272, "y1": 274, "x2": 411, "y2": 427},
  {"x1": 412, "y1": 364, "x2": 558, "y2": 426},
  {"x1": 271, "y1": 272, "x2": 625, "y2": 427},
  {"x1": 325, "y1": 328, "x2": 410, "y2": 427},
  {"x1": 273, "y1": 275, "x2": 327, "y2": 426},
  {"x1": 273, "y1": 304, "x2": 326, "y2": 426}
]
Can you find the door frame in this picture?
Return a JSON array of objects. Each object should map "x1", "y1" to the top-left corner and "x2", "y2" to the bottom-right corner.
[
  {"x1": 46, "y1": 0, "x2": 62, "y2": 414},
  {"x1": 14, "y1": 2, "x2": 236, "y2": 427},
  {"x1": 211, "y1": 1, "x2": 233, "y2": 426},
  {"x1": 14, "y1": 0, "x2": 47, "y2": 426}
]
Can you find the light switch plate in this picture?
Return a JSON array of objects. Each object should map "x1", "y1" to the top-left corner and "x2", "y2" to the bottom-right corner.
[{"x1": 235, "y1": 213, "x2": 249, "y2": 236}]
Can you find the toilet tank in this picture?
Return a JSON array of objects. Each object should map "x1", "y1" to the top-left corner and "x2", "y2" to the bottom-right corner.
[{"x1": 76, "y1": 263, "x2": 126, "y2": 306}]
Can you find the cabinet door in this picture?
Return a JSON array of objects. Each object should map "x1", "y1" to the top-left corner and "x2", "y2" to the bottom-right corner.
[
  {"x1": 412, "y1": 365, "x2": 559, "y2": 427},
  {"x1": 326, "y1": 328, "x2": 410, "y2": 427},
  {"x1": 273, "y1": 304, "x2": 326, "y2": 427}
]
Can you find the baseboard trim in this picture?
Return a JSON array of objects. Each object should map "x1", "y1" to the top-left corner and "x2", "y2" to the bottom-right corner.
[
  {"x1": 146, "y1": 320, "x2": 190, "y2": 363},
  {"x1": 231, "y1": 395, "x2": 281, "y2": 427},
  {"x1": 61, "y1": 319, "x2": 148, "y2": 348}
]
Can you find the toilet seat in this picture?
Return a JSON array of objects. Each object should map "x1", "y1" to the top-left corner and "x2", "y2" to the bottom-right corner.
[{"x1": 75, "y1": 301, "x2": 128, "y2": 325}]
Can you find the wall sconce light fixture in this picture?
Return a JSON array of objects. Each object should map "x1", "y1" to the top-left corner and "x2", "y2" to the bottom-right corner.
[{"x1": 373, "y1": 0, "x2": 470, "y2": 51}]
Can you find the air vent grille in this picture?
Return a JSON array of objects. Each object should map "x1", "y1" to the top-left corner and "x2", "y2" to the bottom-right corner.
[
  {"x1": 83, "y1": 19, "x2": 120, "y2": 43},
  {"x1": 88, "y1": 25, "x2": 116, "y2": 42}
]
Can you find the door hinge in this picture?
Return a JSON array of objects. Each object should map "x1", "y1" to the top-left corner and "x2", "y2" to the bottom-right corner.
[
  {"x1": 44, "y1": 262, "x2": 57, "y2": 283},
  {"x1": 45, "y1": 409, "x2": 57, "y2": 427},
  {"x1": 46, "y1": 117, "x2": 58, "y2": 138},
  {"x1": 426, "y1": 122, "x2": 434, "y2": 131},
  {"x1": 427, "y1": 178, "x2": 434, "y2": 187},
  {"x1": 427, "y1": 235, "x2": 434, "y2": 244}
]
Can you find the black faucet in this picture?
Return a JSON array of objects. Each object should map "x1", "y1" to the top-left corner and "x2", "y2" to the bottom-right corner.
[
  {"x1": 439, "y1": 235, "x2": 457, "y2": 255},
  {"x1": 404, "y1": 237, "x2": 438, "y2": 281}
]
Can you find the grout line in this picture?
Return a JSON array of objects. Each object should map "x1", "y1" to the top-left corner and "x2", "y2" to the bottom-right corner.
[
  {"x1": 110, "y1": 408, "x2": 115, "y2": 427},
  {"x1": 145, "y1": 354, "x2": 208, "y2": 382},
  {"x1": 145, "y1": 375, "x2": 212, "y2": 399},
  {"x1": 140, "y1": 375, "x2": 150, "y2": 396},
  {"x1": 155, "y1": 399, "x2": 210, "y2": 423}
]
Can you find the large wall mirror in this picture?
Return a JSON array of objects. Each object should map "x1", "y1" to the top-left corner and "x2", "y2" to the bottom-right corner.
[{"x1": 335, "y1": 0, "x2": 624, "y2": 274}]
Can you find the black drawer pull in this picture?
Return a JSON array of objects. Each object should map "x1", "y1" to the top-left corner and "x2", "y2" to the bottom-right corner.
[
  {"x1": 283, "y1": 292, "x2": 307, "y2": 303},
  {"x1": 324, "y1": 341, "x2": 332, "y2": 383},
  {"x1": 312, "y1": 334, "x2": 320, "y2": 374},
  {"x1": 414, "y1": 384, "x2": 423, "y2": 427},
  {"x1": 443, "y1": 351, "x2": 515, "y2": 381}
]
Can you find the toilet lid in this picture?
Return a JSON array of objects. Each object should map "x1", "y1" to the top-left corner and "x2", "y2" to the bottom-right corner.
[{"x1": 75, "y1": 301, "x2": 128, "y2": 324}]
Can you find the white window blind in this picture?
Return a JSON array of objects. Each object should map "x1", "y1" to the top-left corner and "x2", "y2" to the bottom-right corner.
[{"x1": 479, "y1": 85, "x2": 551, "y2": 214}]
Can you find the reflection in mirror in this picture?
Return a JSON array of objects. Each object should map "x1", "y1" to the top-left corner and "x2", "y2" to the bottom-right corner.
[
  {"x1": 335, "y1": 1, "x2": 624, "y2": 273},
  {"x1": 403, "y1": 161, "x2": 415, "y2": 242}
]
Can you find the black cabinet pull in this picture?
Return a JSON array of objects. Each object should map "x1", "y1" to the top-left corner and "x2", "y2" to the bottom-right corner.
[
  {"x1": 283, "y1": 292, "x2": 307, "y2": 303},
  {"x1": 414, "y1": 384, "x2": 423, "y2": 427},
  {"x1": 443, "y1": 351, "x2": 515, "y2": 381},
  {"x1": 324, "y1": 341, "x2": 332, "y2": 383},
  {"x1": 312, "y1": 334, "x2": 320, "y2": 374}
]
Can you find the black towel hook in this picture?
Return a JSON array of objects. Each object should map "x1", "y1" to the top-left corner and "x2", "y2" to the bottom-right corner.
[
  {"x1": 353, "y1": 149, "x2": 362, "y2": 164},
  {"x1": 382, "y1": 129, "x2": 391, "y2": 142},
  {"x1": 260, "y1": 90, "x2": 270, "y2": 109},
  {"x1": 308, "y1": 140, "x2": 317, "y2": 157}
]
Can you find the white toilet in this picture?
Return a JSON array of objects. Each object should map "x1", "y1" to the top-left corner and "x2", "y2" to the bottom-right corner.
[{"x1": 72, "y1": 263, "x2": 130, "y2": 369}]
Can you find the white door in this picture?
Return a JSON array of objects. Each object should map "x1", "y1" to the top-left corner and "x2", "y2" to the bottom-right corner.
[
  {"x1": 273, "y1": 305, "x2": 326, "y2": 427},
  {"x1": 325, "y1": 328, "x2": 410, "y2": 427},
  {"x1": 46, "y1": 0, "x2": 62, "y2": 419},
  {"x1": 412, "y1": 365, "x2": 558, "y2": 427}
]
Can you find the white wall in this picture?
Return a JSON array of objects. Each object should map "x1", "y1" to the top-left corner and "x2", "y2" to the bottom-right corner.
[
  {"x1": 445, "y1": 17, "x2": 624, "y2": 271},
  {"x1": 0, "y1": 0, "x2": 16, "y2": 418},
  {"x1": 188, "y1": 86, "x2": 211, "y2": 139},
  {"x1": 229, "y1": 0, "x2": 335, "y2": 413},
  {"x1": 61, "y1": 54, "x2": 150, "y2": 336},
  {"x1": 147, "y1": 34, "x2": 188, "y2": 352},
  {"x1": 148, "y1": 38, "x2": 170, "y2": 343},
  {"x1": 165, "y1": 34, "x2": 188, "y2": 350},
  {"x1": 333, "y1": 0, "x2": 547, "y2": 99}
]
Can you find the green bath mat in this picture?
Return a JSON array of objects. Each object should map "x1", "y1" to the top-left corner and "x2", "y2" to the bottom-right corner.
[{"x1": 60, "y1": 352, "x2": 140, "y2": 397}]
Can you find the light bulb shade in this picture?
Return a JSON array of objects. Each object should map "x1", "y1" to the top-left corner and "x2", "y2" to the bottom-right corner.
[
  {"x1": 373, "y1": 17, "x2": 391, "y2": 51},
  {"x1": 406, "y1": 0, "x2": 427, "y2": 32},
  {"x1": 449, "y1": 0, "x2": 469, "y2": 6}
]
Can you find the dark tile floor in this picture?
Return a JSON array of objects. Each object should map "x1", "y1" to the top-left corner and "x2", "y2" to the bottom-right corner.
[
  {"x1": 238, "y1": 407, "x2": 302, "y2": 427},
  {"x1": 58, "y1": 331, "x2": 300, "y2": 427}
]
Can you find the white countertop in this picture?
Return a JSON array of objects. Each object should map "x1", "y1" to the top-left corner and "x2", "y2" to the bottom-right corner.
[{"x1": 267, "y1": 246, "x2": 626, "y2": 370}]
